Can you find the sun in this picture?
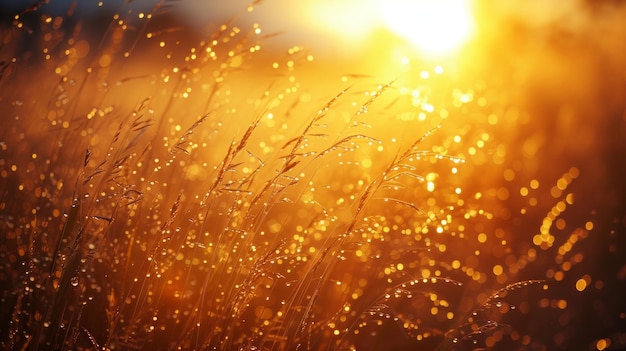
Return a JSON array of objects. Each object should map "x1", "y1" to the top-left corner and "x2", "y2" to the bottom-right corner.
[
  {"x1": 377, "y1": 0, "x2": 476, "y2": 56},
  {"x1": 302, "y1": 0, "x2": 475, "y2": 58}
]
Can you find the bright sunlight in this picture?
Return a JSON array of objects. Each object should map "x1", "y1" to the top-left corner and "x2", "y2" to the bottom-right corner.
[
  {"x1": 304, "y1": 0, "x2": 476, "y2": 58},
  {"x1": 377, "y1": 0, "x2": 475, "y2": 56}
]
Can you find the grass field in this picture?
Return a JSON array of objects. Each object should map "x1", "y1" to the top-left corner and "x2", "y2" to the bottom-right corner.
[{"x1": 1, "y1": 1, "x2": 625, "y2": 350}]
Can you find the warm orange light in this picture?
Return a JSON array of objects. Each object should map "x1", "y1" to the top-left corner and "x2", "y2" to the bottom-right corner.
[
  {"x1": 304, "y1": 0, "x2": 475, "y2": 58},
  {"x1": 377, "y1": 0, "x2": 475, "y2": 56}
]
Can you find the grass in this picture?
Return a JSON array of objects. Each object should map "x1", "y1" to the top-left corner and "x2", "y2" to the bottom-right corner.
[{"x1": 0, "y1": 1, "x2": 601, "y2": 350}]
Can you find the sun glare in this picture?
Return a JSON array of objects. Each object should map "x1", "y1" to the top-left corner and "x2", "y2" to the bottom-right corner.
[
  {"x1": 305, "y1": 0, "x2": 475, "y2": 57},
  {"x1": 378, "y1": 0, "x2": 475, "y2": 56}
]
